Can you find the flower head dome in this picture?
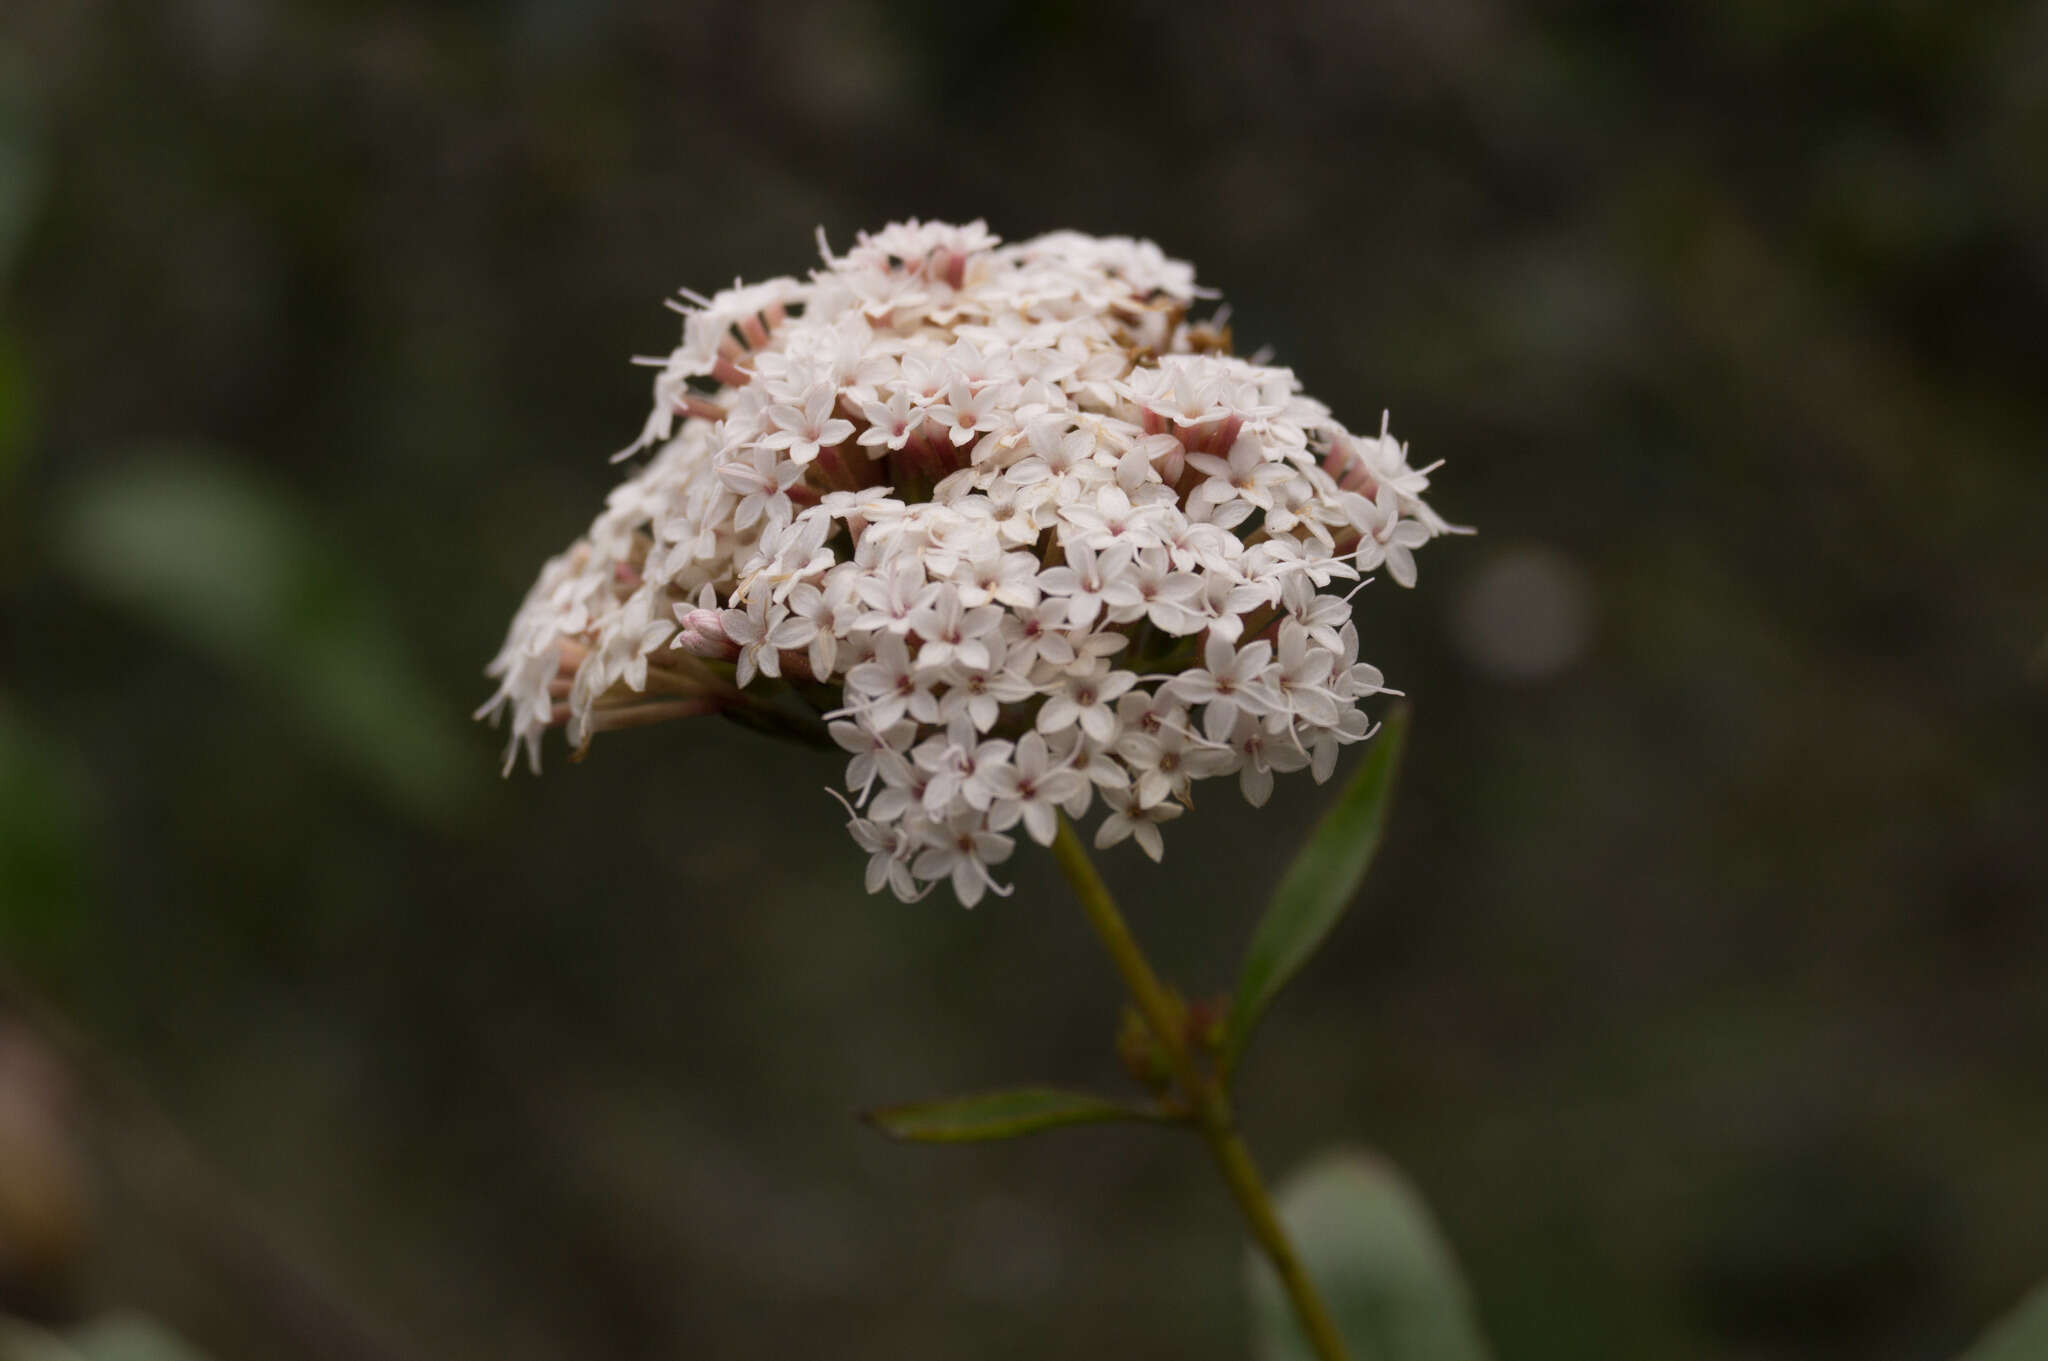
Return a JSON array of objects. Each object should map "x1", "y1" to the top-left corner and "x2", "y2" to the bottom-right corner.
[{"x1": 479, "y1": 220, "x2": 1461, "y2": 904}]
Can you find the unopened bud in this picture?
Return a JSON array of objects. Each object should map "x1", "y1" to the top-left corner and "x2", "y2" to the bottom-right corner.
[{"x1": 672, "y1": 609, "x2": 738, "y2": 660}]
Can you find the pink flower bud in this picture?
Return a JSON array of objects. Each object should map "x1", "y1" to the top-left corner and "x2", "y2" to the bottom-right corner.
[{"x1": 673, "y1": 609, "x2": 739, "y2": 660}]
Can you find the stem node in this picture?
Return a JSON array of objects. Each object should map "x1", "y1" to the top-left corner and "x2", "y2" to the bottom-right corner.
[{"x1": 1048, "y1": 816, "x2": 1351, "y2": 1361}]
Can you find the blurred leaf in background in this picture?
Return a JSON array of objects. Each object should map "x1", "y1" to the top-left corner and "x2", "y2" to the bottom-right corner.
[
  {"x1": 1249, "y1": 1150, "x2": 1493, "y2": 1361},
  {"x1": 0, "y1": 47, "x2": 42, "y2": 284},
  {"x1": 0, "y1": 1315, "x2": 216, "y2": 1361},
  {"x1": 0, "y1": 331, "x2": 29, "y2": 501},
  {"x1": 1955, "y1": 1283, "x2": 2048, "y2": 1361},
  {"x1": 53, "y1": 447, "x2": 479, "y2": 825},
  {"x1": 0, "y1": 697, "x2": 91, "y2": 978},
  {"x1": 0, "y1": 45, "x2": 41, "y2": 497}
]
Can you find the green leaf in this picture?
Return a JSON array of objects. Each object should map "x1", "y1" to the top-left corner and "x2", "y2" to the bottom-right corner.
[
  {"x1": 1223, "y1": 704, "x2": 1409, "y2": 1073},
  {"x1": 0, "y1": 1321, "x2": 77, "y2": 1361},
  {"x1": 0, "y1": 49, "x2": 46, "y2": 284},
  {"x1": 0, "y1": 327, "x2": 31, "y2": 493},
  {"x1": 67, "y1": 1318, "x2": 216, "y2": 1361},
  {"x1": 0, "y1": 694, "x2": 92, "y2": 973},
  {"x1": 54, "y1": 446, "x2": 478, "y2": 823},
  {"x1": 1956, "y1": 1283, "x2": 2048, "y2": 1361},
  {"x1": 0, "y1": 1316, "x2": 216, "y2": 1361},
  {"x1": 1247, "y1": 1148, "x2": 1492, "y2": 1361},
  {"x1": 862, "y1": 1087, "x2": 1165, "y2": 1143}
]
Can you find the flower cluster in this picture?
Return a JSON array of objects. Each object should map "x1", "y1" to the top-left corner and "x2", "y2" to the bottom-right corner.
[{"x1": 479, "y1": 220, "x2": 1460, "y2": 904}]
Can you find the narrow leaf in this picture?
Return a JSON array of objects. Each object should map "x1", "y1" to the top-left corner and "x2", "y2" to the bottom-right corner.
[
  {"x1": 1223, "y1": 704, "x2": 1409, "y2": 1073},
  {"x1": 1247, "y1": 1148, "x2": 1492, "y2": 1361},
  {"x1": 862, "y1": 1087, "x2": 1164, "y2": 1143},
  {"x1": 1956, "y1": 1283, "x2": 2048, "y2": 1361}
]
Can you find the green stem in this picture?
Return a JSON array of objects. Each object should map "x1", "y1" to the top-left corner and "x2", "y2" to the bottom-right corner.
[{"x1": 1048, "y1": 817, "x2": 1351, "y2": 1361}]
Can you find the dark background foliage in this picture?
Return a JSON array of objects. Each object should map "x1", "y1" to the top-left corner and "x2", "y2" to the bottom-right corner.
[{"x1": 1, "y1": 2, "x2": 2044, "y2": 1358}]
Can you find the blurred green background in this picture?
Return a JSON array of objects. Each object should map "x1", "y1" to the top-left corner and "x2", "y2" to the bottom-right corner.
[{"x1": 1, "y1": 2, "x2": 2045, "y2": 1358}]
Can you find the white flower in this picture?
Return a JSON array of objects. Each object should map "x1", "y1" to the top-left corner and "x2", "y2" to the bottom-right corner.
[
  {"x1": 1354, "y1": 485, "x2": 1433, "y2": 588},
  {"x1": 1164, "y1": 632, "x2": 1277, "y2": 742},
  {"x1": 1116, "y1": 720, "x2": 1226, "y2": 810},
  {"x1": 985, "y1": 731, "x2": 1089, "y2": 846},
  {"x1": 762, "y1": 383, "x2": 856, "y2": 465},
  {"x1": 783, "y1": 580, "x2": 841, "y2": 678},
  {"x1": 1094, "y1": 789, "x2": 1184, "y2": 863},
  {"x1": 718, "y1": 444, "x2": 804, "y2": 533},
  {"x1": 1036, "y1": 540, "x2": 1123, "y2": 630},
  {"x1": 831, "y1": 718, "x2": 912, "y2": 801},
  {"x1": 720, "y1": 594, "x2": 788, "y2": 687},
  {"x1": 907, "y1": 588, "x2": 1004, "y2": 673},
  {"x1": 830, "y1": 791, "x2": 925, "y2": 901},
  {"x1": 480, "y1": 221, "x2": 1461, "y2": 905},
  {"x1": 926, "y1": 378, "x2": 1007, "y2": 448},
  {"x1": 954, "y1": 546, "x2": 1041, "y2": 610},
  {"x1": 911, "y1": 811, "x2": 1016, "y2": 907},
  {"x1": 933, "y1": 641, "x2": 1035, "y2": 732},
  {"x1": 1187, "y1": 432, "x2": 1294, "y2": 515},
  {"x1": 912, "y1": 722, "x2": 1015, "y2": 814},
  {"x1": 1004, "y1": 417, "x2": 1096, "y2": 488},
  {"x1": 842, "y1": 634, "x2": 927, "y2": 729},
  {"x1": 1098, "y1": 544, "x2": 1206, "y2": 635},
  {"x1": 858, "y1": 389, "x2": 918, "y2": 450},
  {"x1": 1221, "y1": 711, "x2": 1306, "y2": 807},
  {"x1": 1036, "y1": 665, "x2": 1138, "y2": 744},
  {"x1": 850, "y1": 558, "x2": 928, "y2": 635},
  {"x1": 1261, "y1": 621, "x2": 1343, "y2": 732}
]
